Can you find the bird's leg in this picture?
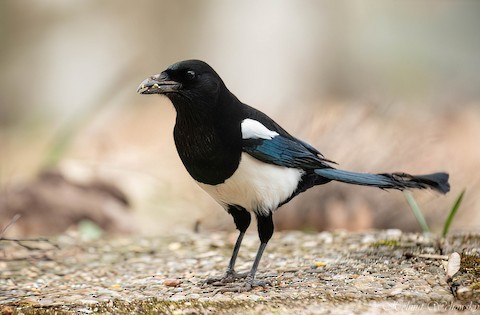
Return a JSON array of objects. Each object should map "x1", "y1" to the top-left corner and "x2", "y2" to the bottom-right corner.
[
  {"x1": 207, "y1": 231, "x2": 249, "y2": 284},
  {"x1": 218, "y1": 213, "x2": 274, "y2": 292},
  {"x1": 207, "y1": 206, "x2": 251, "y2": 284}
]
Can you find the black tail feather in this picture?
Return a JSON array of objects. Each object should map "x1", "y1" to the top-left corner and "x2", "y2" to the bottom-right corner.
[{"x1": 314, "y1": 168, "x2": 450, "y2": 194}]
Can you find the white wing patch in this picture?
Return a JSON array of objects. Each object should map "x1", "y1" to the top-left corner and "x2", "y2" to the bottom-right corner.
[
  {"x1": 196, "y1": 153, "x2": 304, "y2": 216},
  {"x1": 241, "y1": 119, "x2": 279, "y2": 140}
]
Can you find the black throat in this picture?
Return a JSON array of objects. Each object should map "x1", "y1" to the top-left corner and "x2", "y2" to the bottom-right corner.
[{"x1": 170, "y1": 91, "x2": 243, "y2": 185}]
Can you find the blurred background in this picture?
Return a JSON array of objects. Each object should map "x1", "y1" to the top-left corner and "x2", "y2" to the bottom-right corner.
[{"x1": 1, "y1": 0, "x2": 479, "y2": 237}]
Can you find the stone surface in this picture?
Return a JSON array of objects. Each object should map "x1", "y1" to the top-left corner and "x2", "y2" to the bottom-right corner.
[{"x1": 0, "y1": 231, "x2": 478, "y2": 314}]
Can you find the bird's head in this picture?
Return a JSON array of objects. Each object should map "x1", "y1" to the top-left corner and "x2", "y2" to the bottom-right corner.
[{"x1": 137, "y1": 60, "x2": 227, "y2": 111}]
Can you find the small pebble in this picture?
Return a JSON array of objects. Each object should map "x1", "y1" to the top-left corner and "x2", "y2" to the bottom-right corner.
[
  {"x1": 3, "y1": 230, "x2": 475, "y2": 310},
  {"x1": 164, "y1": 279, "x2": 182, "y2": 287}
]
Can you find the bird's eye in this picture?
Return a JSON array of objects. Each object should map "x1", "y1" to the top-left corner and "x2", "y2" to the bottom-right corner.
[{"x1": 185, "y1": 70, "x2": 196, "y2": 81}]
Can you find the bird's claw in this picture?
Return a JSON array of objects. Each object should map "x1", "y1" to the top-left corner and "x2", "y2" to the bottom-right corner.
[
  {"x1": 216, "y1": 277, "x2": 271, "y2": 293},
  {"x1": 206, "y1": 270, "x2": 249, "y2": 285}
]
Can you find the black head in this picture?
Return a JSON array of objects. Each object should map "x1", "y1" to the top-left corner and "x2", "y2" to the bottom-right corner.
[{"x1": 137, "y1": 59, "x2": 227, "y2": 110}]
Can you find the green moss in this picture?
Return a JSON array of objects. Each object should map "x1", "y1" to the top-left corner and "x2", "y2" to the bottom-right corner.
[
  {"x1": 461, "y1": 253, "x2": 480, "y2": 277},
  {"x1": 9, "y1": 298, "x2": 262, "y2": 315},
  {"x1": 461, "y1": 253, "x2": 480, "y2": 293},
  {"x1": 470, "y1": 282, "x2": 480, "y2": 290},
  {"x1": 370, "y1": 239, "x2": 400, "y2": 248}
]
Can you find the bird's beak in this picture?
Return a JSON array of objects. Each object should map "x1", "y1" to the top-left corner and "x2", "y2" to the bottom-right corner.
[{"x1": 137, "y1": 73, "x2": 181, "y2": 94}]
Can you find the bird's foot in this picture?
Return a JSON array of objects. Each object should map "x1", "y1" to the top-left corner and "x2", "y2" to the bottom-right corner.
[
  {"x1": 206, "y1": 269, "x2": 249, "y2": 285},
  {"x1": 216, "y1": 276, "x2": 271, "y2": 293}
]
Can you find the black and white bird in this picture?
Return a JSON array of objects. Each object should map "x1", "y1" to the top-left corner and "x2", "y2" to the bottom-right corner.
[{"x1": 137, "y1": 59, "x2": 450, "y2": 292}]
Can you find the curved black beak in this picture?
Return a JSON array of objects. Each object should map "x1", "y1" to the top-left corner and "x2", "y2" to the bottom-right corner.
[{"x1": 137, "y1": 73, "x2": 181, "y2": 94}]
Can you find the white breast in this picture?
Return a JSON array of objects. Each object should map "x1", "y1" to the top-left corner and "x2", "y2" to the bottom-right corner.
[{"x1": 196, "y1": 153, "x2": 304, "y2": 216}]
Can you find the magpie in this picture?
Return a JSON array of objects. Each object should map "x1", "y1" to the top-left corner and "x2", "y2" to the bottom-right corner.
[{"x1": 137, "y1": 59, "x2": 450, "y2": 292}]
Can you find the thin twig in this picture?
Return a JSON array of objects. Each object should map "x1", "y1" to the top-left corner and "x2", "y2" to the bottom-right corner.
[
  {"x1": 0, "y1": 237, "x2": 60, "y2": 250},
  {"x1": 0, "y1": 214, "x2": 59, "y2": 249},
  {"x1": 406, "y1": 252, "x2": 448, "y2": 260},
  {"x1": 0, "y1": 213, "x2": 21, "y2": 238}
]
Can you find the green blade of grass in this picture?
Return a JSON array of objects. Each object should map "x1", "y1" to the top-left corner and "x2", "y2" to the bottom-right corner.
[
  {"x1": 442, "y1": 189, "x2": 466, "y2": 238},
  {"x1": 403, "y1": 190, "x2": 430, "y2": 233}
]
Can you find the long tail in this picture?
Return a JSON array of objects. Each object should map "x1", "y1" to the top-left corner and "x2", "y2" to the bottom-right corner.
[{"x1": 314, "y1": 168, "x2": 450, "y2": 194}]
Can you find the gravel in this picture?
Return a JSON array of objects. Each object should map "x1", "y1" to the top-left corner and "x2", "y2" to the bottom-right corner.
[{"x1": 0, "y1": 230, "x2": 478, "y2": 314}]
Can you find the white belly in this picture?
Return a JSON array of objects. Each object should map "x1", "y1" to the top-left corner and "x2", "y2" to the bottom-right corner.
[{"x1": 196, "y1": 153, "x2": 304, "y2": 216}]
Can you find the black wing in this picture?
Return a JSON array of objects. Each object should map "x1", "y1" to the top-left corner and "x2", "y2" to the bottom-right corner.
[{"x1": 240, "y1": 103, "x2": 334, "y2": 169}]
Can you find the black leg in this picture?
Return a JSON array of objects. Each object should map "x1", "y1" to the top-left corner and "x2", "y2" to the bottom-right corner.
[
  {"x1": 249, "y1": 212, "x2": 274, "y2": 280},
  {"x1": 207, "y1": 205, "x2": 251, "y2": 284},
  {"x1": 226, "y1": 229, "x2": 245, "y2": 273},
  {"x1": 218, "y1": 212, "x2": 274, "y2": 292}
]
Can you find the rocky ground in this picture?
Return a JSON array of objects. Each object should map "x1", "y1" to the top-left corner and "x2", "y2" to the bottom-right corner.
[{"x1": 1, "y1": 230, "x2": 479, "y2": 314}]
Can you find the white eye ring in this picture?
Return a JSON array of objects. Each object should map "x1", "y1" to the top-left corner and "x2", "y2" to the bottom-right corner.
[{"x1": 186, "y1": 70, "x2": 196, "y2": 80}]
